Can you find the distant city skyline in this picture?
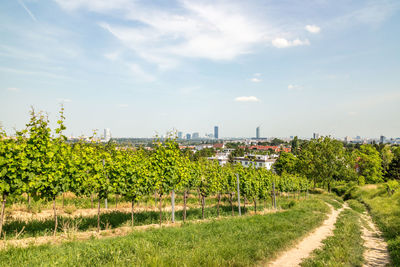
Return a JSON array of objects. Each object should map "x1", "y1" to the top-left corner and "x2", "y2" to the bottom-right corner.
[{"x1": 1, "y1": 0, "x2": 400, "y2": 138}]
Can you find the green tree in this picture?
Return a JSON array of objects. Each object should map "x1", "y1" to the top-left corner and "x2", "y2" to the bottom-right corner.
[
  {"x1": 386, "y1": 153, "x2": 400, "y2": 180},
  {"x1": 354, "y1": 144, "x2": 384, "y2": 183},
  {"x1": 298, "y1": 137, "x2": 354, "y2": 191},
  {"x1": 274, "y1": 152, "x2": 298, "y2": 175},
  {"x1": 291, "y1": 136, "x2": 299, "y2": 155},
  {"x1": 381, "y1": 145, "x2": 394, "y2": 177}
]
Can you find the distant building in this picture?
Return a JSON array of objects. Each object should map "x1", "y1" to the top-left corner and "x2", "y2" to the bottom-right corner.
[
  {"x1": 104, "y1": 128, "x2": 111, "y2": 142},
  {"x1": 177, "y1": 131, "x2": 183, "y2": 139},
  {"x1": 214, "y1": 126, "x2": 219, "y2": 139},
  {"x1": 380, "y1": 135, "x2": 386, "y2": 144},
  {"x1": 234, "y1": 155, "x2": 276, "y2": 170},
  {"x1": 192, "y1": 132, "x2": 199, "y2": 139},
  {"x1": 345, "y1": 136, "x2": 352, "y2": 143},
  {"x1": 256, "y1": 126, "x2": 260, "y2": 139},
  {"x1": 186, "y1": 133, "x2": 191, "y2": 140},
  {"x1": 313, "y1": 133, "x2": 320, "y2": 139}
]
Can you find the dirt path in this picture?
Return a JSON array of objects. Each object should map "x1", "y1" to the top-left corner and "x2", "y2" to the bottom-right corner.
[
  {"x1": 361, "y1": 213, "x2": 391, "y2": 267},
  {"x1": 265, "y1": 203, "x2": 345, "y2": 267}
]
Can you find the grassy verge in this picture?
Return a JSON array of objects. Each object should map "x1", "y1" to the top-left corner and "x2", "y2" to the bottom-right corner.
[
  {"x1": 343, "y1": 184, "x2": 400, "y2": 265},
  {"x1": 314, "y1": 193, "x2": 343, "y2": 210},
  {"x1": 2, "y1": 198, "x2": 298, "y2": 239},
  {"x1": 0, "y1": 199, "x2": 329, "y2": 267},
  {"x1": 300, "y1": 209, "x2": 364, "y2": 267}
]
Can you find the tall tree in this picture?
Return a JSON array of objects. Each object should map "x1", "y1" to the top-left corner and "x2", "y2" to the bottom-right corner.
[
  {"x1": 354, "y1": 144, "x2": 384, "y2": 183},
  {"x1": 298, "y1": 137, "x2": 354, "y2": 190},
  {"x1": 386, "y1": 153, "x2": 400, "y2": 180},
  {"x1": 274, "y1": 152, "x2": 298, "y2": 175}
]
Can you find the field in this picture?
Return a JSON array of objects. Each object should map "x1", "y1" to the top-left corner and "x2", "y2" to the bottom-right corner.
[
  {"x1": 1, "y1": 186, "x2": 399, "y2": 266},
  {"x1": 0, "y1": 197, "x2": 329, "y2": 266}
]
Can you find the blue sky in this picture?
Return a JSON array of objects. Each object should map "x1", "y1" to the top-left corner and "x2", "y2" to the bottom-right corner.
[{"x1": 0, "y1": 0, "x2": 399, "y2": 138}]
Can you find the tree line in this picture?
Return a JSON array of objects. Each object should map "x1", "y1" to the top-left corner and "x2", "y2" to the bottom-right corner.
[{"x1": 274, "y1": 135, "x2": 400, "y2": 190}]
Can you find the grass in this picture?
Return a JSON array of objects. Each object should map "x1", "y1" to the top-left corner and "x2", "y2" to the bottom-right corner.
[
  {"x1": 301, "y1": 209, "x2": 364, "y2": 267},
  {"x1": 0, "y1": 199, "x2": 329, "y2": 267},
  {"x1": 2, "y1": 197, "x2": 299, "y2": 239},
  {"x1": 346, "y1": 199, "x2": 366, "y2": 213},
  {"x1": 344, "y1": 184, "x2": 400, "y2": 265},
  {"x1": 313, "y1": 193, "x2": 344, "y2": 210}
]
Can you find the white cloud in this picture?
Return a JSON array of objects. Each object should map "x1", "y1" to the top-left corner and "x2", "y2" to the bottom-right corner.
[
  {"x1": 117, "y1": 104, "x2": 129, "y2": 108},
  {"x1": 288, "y1": 84, "x2": 302, "y2": 91},
  {"x1": 253, "y1": 73, "x2": 261, "y2": 77},
  {"x1": 250, "y1": 78, "x2": 262, "y2": 83},
  {"x1": 272, "y1": 38, "x2": 310, "y2": 48},
  {"x1": 6, "y1": 87, "x2": 20, "y2": 92},
  {"x1": 234, "y1": 96, "x2": 260, "y2": 102},
  {"x1": 305, "y1": 25, "x2": 320, "y2": 34},
  {"x1": 56, "y1": 0, "x2": 311, "y2": 69}
]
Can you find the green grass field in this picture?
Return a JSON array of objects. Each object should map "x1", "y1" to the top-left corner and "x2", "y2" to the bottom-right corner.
[{"x1": 0, "y1": 198, "x2": 329, "y2": 267}]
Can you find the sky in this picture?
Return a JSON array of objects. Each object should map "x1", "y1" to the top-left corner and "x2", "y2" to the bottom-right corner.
[{"x1": 0, "y1": 0, "x2": 400, "y2": 139}]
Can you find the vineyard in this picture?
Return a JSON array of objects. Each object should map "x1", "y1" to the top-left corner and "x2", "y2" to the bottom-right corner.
[
  {"x1": 2, "y1": 109, "x2": 399, "y2": 267},
  {"x1": 0, "y1": 108, "x2": 310, "y2": 240}
]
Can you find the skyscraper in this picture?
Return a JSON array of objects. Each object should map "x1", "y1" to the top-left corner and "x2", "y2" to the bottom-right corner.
[
  {"x1": 256, "y1": 126, "x2": 260, "y2": 139},
  {"x1": 192, "y1": 132, "x2": 199, "y2": 139},
  {"x1": 313, "y1": 133, "x2": 320, "y2": 140},
  {"x1": 104, "y1": 128, "x2": 111, "y2": 142},
  {"x1": 186, "y1": 133, "x2": 191, "y2": 140},
  {"x1": 177, "y1": 131, "x2": 183, "y2": 139},
  {"x1": 214, "y1": 126, "x2": 219, "y2": 139}
]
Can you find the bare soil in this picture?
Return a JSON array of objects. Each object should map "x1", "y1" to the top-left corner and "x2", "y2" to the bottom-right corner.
[
  {"x1": 265, "y1": 203, "x2": 345, "y2": 267},
  {"x1": 361, "y1": 213, "x2": 391, "y2": 267}
]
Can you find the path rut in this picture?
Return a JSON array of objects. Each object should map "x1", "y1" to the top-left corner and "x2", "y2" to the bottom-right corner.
[
  {"x1": 265, "y1": 203, "x2": 345, "y2": 267},
  {"x1": 361, "y1": 213, "x2": 391, "y2": 267}
]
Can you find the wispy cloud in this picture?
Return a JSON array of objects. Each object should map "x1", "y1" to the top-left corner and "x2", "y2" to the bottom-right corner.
[
  {"x1": 17, "y1": 0, "x2": 37, "y2": 22},
  {"x1": 56, "y1": 0, "x2": 310, "y2": 70},
  {"x1": 6, "y1": 87, "x2": 20, "y2": 92},
  {"x1": 250, "y1": 78, "x2": 262, "y2": 83},
  {"x1": 234, "y1": 96, "x2": 260, "y2": 102},
  {"x1": 249, "y1": 73, "x2": 262, "y2": 82},
  {"x1": 127, "y1": 63, "x2": 156, "y2": 82},
  {"x1": 117, "y1": 104, "x2": 129, "y2": 108},
  {"x1": 0, "y1": 66, "x2": 70, "y2": 80},
  {"x1": 272, "y1": 38, "x2": 310, "y2": 48},
  {"x1": 305, "y1": 25, "x2": 320, "y2": 34}
]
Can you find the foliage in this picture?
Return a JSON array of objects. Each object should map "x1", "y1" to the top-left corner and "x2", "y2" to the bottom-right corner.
[
  {"x1": 386, "y1": 153, "x2": 400, "y2": 180},
  {"x1": 353, "y1": 144, "x2": 384, "y2": 183},
  {"x1": 274, "y1": 152, "x2": 298, "y2": 175}
]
